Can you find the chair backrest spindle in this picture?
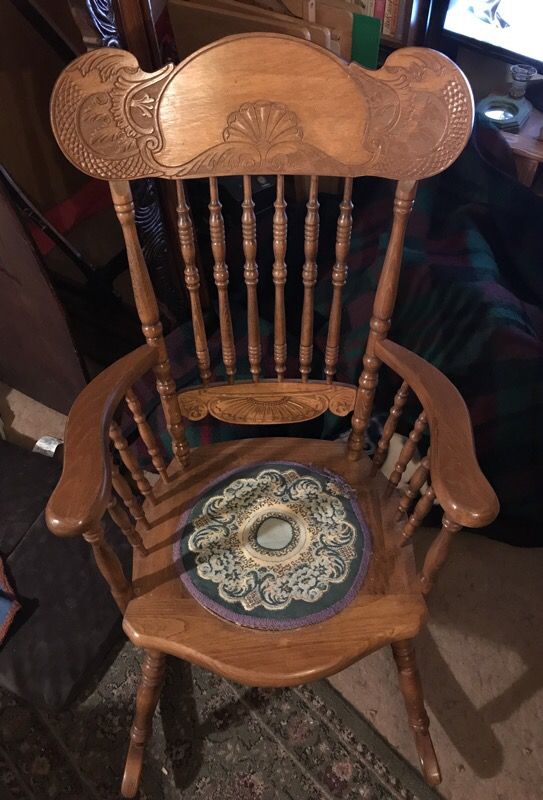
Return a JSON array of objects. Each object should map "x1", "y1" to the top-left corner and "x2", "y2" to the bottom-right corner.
[
  {"x1": 324, "y1": 177, "x2": 353, "y2": 383},
  {"x1": 299, "y1": 175, "x2": 319, "y2": 382},
  {"x1": 176, "y1": 179, "x2": 212, "y2": 384},
  {"x1": 242, "y1": 175, "x2": 261, "y2": 382},
  {"x1": 208, "y1": 177, "x2": 237, "y2": 383},
  {"x1": 272, "y1": 174, "x2": 288, "y2": 381}
]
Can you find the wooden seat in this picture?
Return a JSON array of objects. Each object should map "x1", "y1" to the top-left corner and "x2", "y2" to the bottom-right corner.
[
  {"x1": 124, "y1": 438, "x2": 426, "y2": 686},
  {"x1": 46, "y1": 32, "x2": 498, "y2": 797}
]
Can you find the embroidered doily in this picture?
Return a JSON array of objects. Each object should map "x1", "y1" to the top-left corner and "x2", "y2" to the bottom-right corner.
[{"x1": 173, "y1": 461, "x2": 371, "y2": 630}]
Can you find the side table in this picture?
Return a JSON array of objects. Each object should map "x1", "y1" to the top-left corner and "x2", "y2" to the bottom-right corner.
[{"x1": 502, "y1": 107, "x2": 543, "y2": 188}]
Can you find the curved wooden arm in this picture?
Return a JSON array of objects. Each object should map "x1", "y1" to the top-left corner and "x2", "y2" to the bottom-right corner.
[
  {"x1": 46, "y1": 345, "x2": 158, "y2": 538},
  {"x1": 375, "y1": 339, "x2": 499, "y2": 528}
]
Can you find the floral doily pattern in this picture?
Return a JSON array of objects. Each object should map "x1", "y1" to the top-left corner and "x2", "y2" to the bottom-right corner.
[{"x1": 174, "y1": 462, "x2": 371, "y2": 629}]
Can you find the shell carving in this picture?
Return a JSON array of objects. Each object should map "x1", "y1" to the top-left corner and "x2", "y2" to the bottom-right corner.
[
  {"x1": 175, "y1": 100, "x2": 309, "y2": 175},
  {"x1": 223, "y1": 101, "x2": 303, "y2": 152},
  {"x1": 209, "y1": 394, "x2": 327, "y2": 424},
  {"x1": 177, "y1": 383, "x2": 356, "y2": 424}
]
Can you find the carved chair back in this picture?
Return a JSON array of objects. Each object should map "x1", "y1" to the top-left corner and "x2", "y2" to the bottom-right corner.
[{"x1": 50, "y1": 34, "x2": 473, "y2": 459}]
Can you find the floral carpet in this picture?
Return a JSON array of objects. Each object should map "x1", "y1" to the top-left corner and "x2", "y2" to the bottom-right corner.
[{"x1": 0, "y1": 642, "x2": 441, "y2": 800}]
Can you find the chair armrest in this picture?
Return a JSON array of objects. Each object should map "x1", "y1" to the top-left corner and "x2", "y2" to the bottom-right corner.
[
  {"x1": 46, "y1": 345, "x2": 157, "y2": 538},
  {"x1": 375, "y1": 338, "x2": 499, "y2": 528}
]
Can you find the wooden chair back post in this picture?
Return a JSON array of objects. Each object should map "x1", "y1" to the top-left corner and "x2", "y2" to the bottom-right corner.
[
  {"x1": 348, "y1": 179, "x2": 417, "y2": 460},
  {"x1": 110, "y1": 181, "x2": 190, "y2": 466}
]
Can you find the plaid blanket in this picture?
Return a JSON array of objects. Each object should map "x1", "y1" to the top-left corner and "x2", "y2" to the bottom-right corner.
[{"x1": 126, "y1": 119, "x2": 543, "y2": 547}]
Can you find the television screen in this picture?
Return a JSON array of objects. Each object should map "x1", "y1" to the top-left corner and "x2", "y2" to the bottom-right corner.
[{"x1": 444, "y1": 1, "x2": 543, "y2": 64}]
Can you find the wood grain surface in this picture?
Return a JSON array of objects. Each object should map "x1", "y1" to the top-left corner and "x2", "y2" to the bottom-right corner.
[
  {"x1": 50, "y1": 34, "x2": 474, "y2": 181},
  {"x1": 123, "y1": 437, "x2": 427, "y2": 686}
]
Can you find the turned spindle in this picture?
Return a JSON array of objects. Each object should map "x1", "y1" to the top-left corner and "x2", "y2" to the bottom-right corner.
[
  {"x1": 324, "y1": 177, "x2": 353, "y2": 383},
  {"x1": 272, "y1": 174, "x2": 288, "y2": 381},
  {"x1": 420, "y1": 515, "x2": 462, "y2": 596},
  {"x1": 372, "y1": 381, "x2": 410, "y2": 475},
  {"x1": 388, "y1": 411, "x2": 427, "y2": 490},
  {"x1": 111, "y1": 460, "x2": 150, "y2": 531},
  {"x1": 208, "y1": 177, "x2": 236, "y2": 383},
  {"x1": 391, "y1": 639, "x2": 441, "y2": 785},
  {"x1": 121, "y1": 650, "x2": 166, "y2": 798},
  {"x1": 83, "y1": 523, "x2": 133, "y2": 612},
  {"x1": 299, "y1": 175, "x2": 319, "y2": 382},
  {"x1": 125, "y1": 388, "x2": 169, "y2": 484},
  {"x1": 109, "y1": 421, "x2": 154, "y2": 503},
  {"x1": 176, "y1": 180, "x2": 211, "y2": 384},
  {"x1": 397, "y1": 452, "x2": 430, "y2": 519},
  {"x1": 108, "y1": 494, "x2": 148, "y2": 557},
  {"x1": 242, "y1": 175, "x2": 261, "y2": 382},
  {"x1": 401, "y1": 485, "x2": 436, "y2": 546}
]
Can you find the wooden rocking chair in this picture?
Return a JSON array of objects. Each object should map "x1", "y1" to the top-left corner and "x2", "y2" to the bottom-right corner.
[{"x1": 46, "y1": 34, "x2": 498, "y2": 797}]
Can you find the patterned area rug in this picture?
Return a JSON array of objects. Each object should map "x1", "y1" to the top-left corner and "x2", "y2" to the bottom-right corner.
[{"x1": 0, "y1": 642, "x2": 441, "y2": 800}]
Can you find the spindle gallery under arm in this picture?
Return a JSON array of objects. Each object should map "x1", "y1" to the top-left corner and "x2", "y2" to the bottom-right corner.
[{"x1": 46, "y1": 33, "x2": 497, "y2": 798}]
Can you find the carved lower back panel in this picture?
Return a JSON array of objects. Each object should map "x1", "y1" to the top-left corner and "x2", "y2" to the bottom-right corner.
[
  {"x1": 50, "y1": 34, "x2": 474, "y2": 182},
  {"x1": 177, "y1": 381, "x2": 357, "y2": 424}
]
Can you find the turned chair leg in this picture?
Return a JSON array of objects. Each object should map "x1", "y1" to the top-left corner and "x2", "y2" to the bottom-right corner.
[
  {"x1": 391, "y1": 639, "x2": 441, "y2": 786},
  {"x1": 122, "y1": 649, "x2": 167, "y2": 798}
]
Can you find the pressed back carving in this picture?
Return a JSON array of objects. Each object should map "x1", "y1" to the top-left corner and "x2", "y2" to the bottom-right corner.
[
  {"x1": 50, "y1": 34, "x2": 474, "y2": 437},
  {"x1": 50, "y1": 35, "x2": 473, "y2": 182}
]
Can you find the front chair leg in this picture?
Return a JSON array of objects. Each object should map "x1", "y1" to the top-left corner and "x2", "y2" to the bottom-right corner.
[
  {"x1": 391, "y1": 639, "x2": 441, "y2": 786},
  {"x1": 122, "y1": 649, "x2": 167, "y2": 798}
]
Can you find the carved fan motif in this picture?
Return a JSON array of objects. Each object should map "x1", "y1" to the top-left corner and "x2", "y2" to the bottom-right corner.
[
  {"x1": 177, "y1": 383, "x2": 357, "y2": 424},
  {"x1": 223, "y1": 101, "x2": 302, "y2": 150}
]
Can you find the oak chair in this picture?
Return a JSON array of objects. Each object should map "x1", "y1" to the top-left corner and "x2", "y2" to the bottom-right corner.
[{"x1": 46, "y1": 33, "x2": 499, "y2": 797}]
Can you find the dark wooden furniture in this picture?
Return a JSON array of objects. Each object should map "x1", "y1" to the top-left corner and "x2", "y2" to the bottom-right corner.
[
  {"x1": 46, "y1": 34, "x2": 498, "y2": 796},
  {"x1": 502, "y1": 107, "x2": 543, "y2": 188}
]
